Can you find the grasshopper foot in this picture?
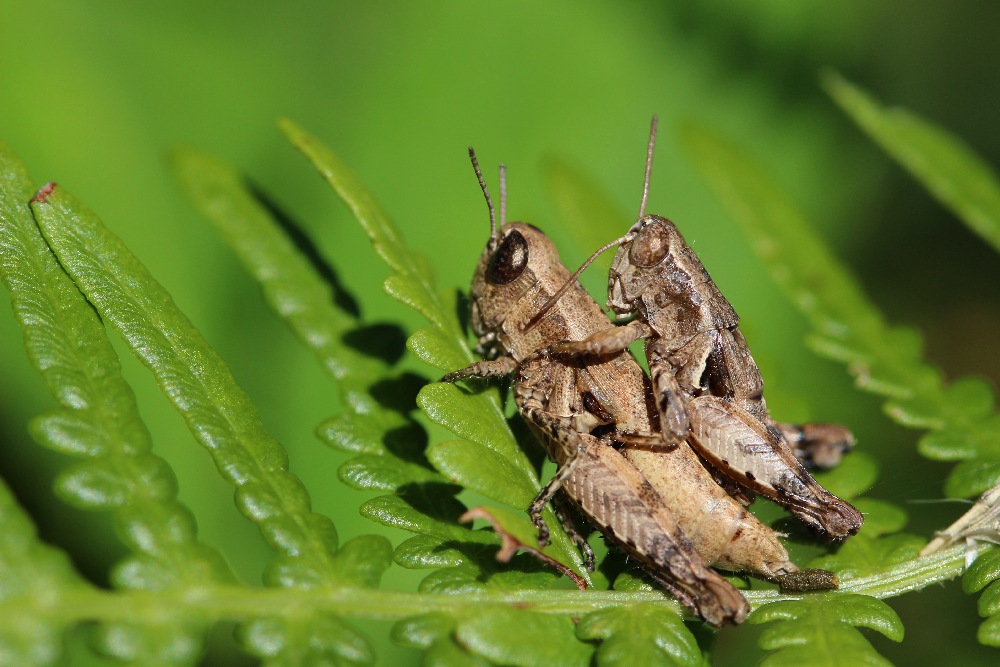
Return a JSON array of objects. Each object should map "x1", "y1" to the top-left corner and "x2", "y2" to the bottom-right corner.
[{"x1": 777, "y1": 568, "x2": 839, "y2": 593}]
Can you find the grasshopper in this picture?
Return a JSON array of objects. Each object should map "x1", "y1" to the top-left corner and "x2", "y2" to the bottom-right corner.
[
  {"x1": 542, "y1": 118, "x2": 862, "y2": 540},
  {"x1": 443, "y1": 150, "x2": 831, "y2": 626},
  {"x1": 920, "y1": 484, "x2": 1000, "y2": 567}
]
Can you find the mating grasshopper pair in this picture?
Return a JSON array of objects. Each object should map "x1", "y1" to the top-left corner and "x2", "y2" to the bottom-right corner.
[{"x1": 443, "y1": 121, "x2": 861, "y2": 626}]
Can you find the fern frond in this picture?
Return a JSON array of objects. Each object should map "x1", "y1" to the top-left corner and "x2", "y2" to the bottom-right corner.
[
  {"x1": 819, "y1": 74, "x2": 1000, "y2": 500},
  {"x1": 454, "y1": 608, "x2": 594, "y2": 667},
  {"x1": 274, "y1": 119, "x2": 735, "y2": 662},
  {"x1": 172, "y1": 137, "x2": 606, "y2": 658},
  {"x1": 823, "y1": 72, "x2": 1000, "y2": 255},
  {"x1": 25, "y1": 179, "x2": 392, "y2": 664},
  {"x1": 576, "y1": 604, "x2": 702, "y2": 666},
  {"x1": 276, "y1": 120, "x2": 463, "y2": 342},
  {"x1": 169, "y1": 149, "x2": 385, "y2": 401},
  {"x1": 29, "y1": 185, "x2": 344, "y2": 577},
  {"x1": 809, "y1": 455, "x2": 923, "y2": 577},
  {"x1": 679, "y1": 122, "x2": 1000, "y2": 500},
  {"x1": 750, "y1": 593, "x2": 903, "y2": 667},
  {"x1": 169, "y1": 146, "x2": 561, "y2": 602},
  {"x1": 965, "y1": 546, "x2": 1000, "y2": 646},
  {"x1": 675, "y1": 124, "x2": 939, "y2": 663},
  {"x1": 0, "y1": 477, "x2": 88, "y2": 667},
  {"x1": 0, "y1": 142, "x2": 236, "y2": 664},
  {"x1": 170, "y1": 149, "x2": 446, "y2": 502},
  {"x1": 391, "y1": 613, "x2": 494, "y2": 666},
  {"x1": 679, "y1": 121, "x2": 1000, "y2": 658},
  {"x1": 278, "y1": 119, "x2": 588, "y2": 579}
]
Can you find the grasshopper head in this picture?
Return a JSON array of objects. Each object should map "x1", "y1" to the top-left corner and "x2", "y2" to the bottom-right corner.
[
  {"x1": 469, "y1": 221, "x2": 561, "y2": 357},
  {"x1": 465, "y1": 148, "x2": 577, "y2": 358},
  {"x1": 608, "y1": 214, "x2": 687, "y2": 318}
]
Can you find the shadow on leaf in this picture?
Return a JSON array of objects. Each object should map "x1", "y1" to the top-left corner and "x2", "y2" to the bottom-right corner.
[
  {"x1": 249, "y1": 184, "x2": 361, "y2": 318},
  {"x1": 454, "y1": 290, "x2": 470, "y2": 339},
  {"x1": 382, "y1": 422, "x2": 431, "y2": 466},
  {"x1": 369, "y1": 372, "x2": 427, "y2": 413},
  {"x1": 342, "y1": 323, "x2": 408, "y2": 365}
]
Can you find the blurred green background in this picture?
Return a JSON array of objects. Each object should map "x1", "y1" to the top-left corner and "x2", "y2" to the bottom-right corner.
[{"x1": 2, "y1": 1, "x2": 999, "y2": 664}]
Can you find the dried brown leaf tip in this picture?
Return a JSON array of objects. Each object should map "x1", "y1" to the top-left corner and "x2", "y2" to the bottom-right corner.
[
  {"x1": 460, "y1": 506, "x2": 588, "y2": 590},
  {"x1": 31, "y1": 181, "x2": 57, "y2": 203}
]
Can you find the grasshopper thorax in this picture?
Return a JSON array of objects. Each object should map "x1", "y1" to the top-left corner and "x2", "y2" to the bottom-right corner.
[{"x1": 608, "y1": 214, "x2": 738, "y2": 336}]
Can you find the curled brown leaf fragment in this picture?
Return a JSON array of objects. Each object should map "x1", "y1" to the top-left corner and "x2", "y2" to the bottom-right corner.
[{"x1": 460, "y1": 506, "x2": 588, "y2": 590}]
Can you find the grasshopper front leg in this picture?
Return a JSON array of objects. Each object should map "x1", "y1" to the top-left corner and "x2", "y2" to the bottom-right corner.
[
  {"x1": 526, "y1": 450, "x2": 587, "y2": 548},
  {"x1": 549, "y1": 492, "x2": 596, "y2": 571},
  {"x1": 441, "y1": 355, "x2": 518, "y2": 383},
  {"x1": 445, "y1": 357, "x2": 605, "y2": 563},
  {"x1": 547, "y1": 319, "x2": 650, "y2": 357},
  {"x1": 546, "y1": 321, "x2": 692, "y2": 443}
]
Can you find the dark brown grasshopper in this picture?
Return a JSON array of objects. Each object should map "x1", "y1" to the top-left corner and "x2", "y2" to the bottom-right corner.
[
  {"x1": 543, "y1": 119, "x2": 862, "y2": 540},
  {"x1": 443, "y1": 150, "x2": 831, "y2": 626}
]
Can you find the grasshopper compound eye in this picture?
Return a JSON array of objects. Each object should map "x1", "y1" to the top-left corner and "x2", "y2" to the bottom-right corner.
[
  {"x1": 487, "y1": 229, "x2": 529, "y2": 285},
  {"x1": 629, "y1": 219, "x2": 671, "y2": 268}
]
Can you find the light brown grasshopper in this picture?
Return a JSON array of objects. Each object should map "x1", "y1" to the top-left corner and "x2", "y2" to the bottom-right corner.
[
  {"x1": 443, "y1": 150, "x2": 831, "y2": 626},
  {"x1": 543, "y1": 118, "x2": 862, "y2": 540}
]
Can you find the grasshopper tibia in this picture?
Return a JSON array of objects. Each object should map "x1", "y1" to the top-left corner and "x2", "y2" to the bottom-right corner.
[{"x1": 777, "y1": 568, "x2": 840, "y2": 593}]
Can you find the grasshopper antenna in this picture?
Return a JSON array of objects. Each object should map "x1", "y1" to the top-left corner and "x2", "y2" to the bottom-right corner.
[
  {"x1": 469, "y1": 147, "x2": 497, "y2": 244},
  {"x1": 520, "y1": 233, "x2": 631, "y2": 333},
  {"x1": 499, "y1": 163, "x2": 508, "y2": 227},
  {"x1": 638, "y1": 115, "x2": 658, "y2": 220},
  {"x1": 522, "y1": 118, "x2": 659, "y2": 333}
]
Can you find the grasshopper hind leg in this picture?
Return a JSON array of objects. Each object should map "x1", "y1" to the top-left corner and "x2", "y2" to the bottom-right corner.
[
  {"x1": 441, "y1": 355, "x2": 518, "y2": 383},
  {"x1": 778, "y1": 422, "x2": 855, "y2": 470},
  {"x1": 552, "y1": 492, "x2": 596, "y2": 571},
  {"x1": 776, "y1": 568, "x2": 840, "y2": 593},
  {"x1": 528, "y1": 458, "x2": 584, "y2": 548},
  {"x1": 686, "y1": 395, "x2": 863, "y2": 540}
]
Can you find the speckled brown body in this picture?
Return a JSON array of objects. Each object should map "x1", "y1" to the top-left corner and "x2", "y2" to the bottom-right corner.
[
  {"x1": 446, "y1": 211, "x2": 812, "y2": 625},
  {"x1": 606, "y1": 214, "x2": 863, "y2": 540}
]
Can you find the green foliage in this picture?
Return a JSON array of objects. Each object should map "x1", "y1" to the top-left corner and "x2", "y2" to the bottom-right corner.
[
  {"x1": 2, "y1": 73, "x2": 1000, "y2": 665},
  {"x1": 1, "y1": 142, "x2": 230, "y2": 665},
  {"x1": 823, "y1": 72, "x2": 1000, "y2": 255},
  {"x1": 679, "y1": 118, "x2": 1000, "y2": 500},
  {"x1": 0, "y1": 477, "x2": 85, "y2": 667},
  {"x1": 1, "y1": 143, "x2": 392, "y2": 665},
  {"x1": 807, "y1": 455, "x2": 924, "y2": 581},
  {"x1": 576, "y1": 604, "x2": 701, "y2": 667},
  {"x1": 964, "y1": 547, "x2": 1000, "y2": 647},
  {"x1": 750, "y1": 594, "x2": 903, "y2": 667},
  {"x1": 679, "y1": 79, "x2": 1000, "y2": 658},
  {"x1": 28, "y1": 185, "x2": 374, "y2": 593},
  {"x1": 455, "y1": 608, "x2": 593, "y2": 667},
  {"x1": 278, "y1": 118, "x2": 588, "y2": 582}
]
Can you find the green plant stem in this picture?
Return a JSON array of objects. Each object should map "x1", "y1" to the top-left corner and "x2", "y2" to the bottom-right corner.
[{"x1": 5, "y1": 545, "x2": 970, "y2": 626}]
